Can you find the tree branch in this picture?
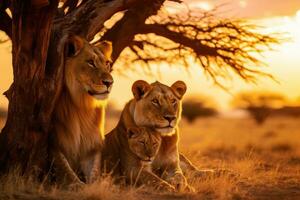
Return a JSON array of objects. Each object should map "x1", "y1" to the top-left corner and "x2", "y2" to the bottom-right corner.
[
  {"x1": 57, "y1": 0, "x2": 141, "y2": 41},
  {"x1": 101, "y1": 0, "x2": 166, "y2": 61},
  {"x1": 140, "y1": 24, "x2": 217, "y2": 56},
  {"x1": 116, "y1": 8, "x2": 282, "y2": 85}
]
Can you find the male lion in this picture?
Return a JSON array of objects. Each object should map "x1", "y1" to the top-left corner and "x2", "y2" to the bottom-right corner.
[
  {"x1": 51, "y1": 35, "x2": 113, "y2": 187},
  {"x1": 121, "y1": 80, "x2": 190, "y2": 191}
]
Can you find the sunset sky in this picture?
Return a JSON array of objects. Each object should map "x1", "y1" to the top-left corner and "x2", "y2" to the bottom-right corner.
[{"x1": 1, "y1": 0, "x2": 300, "y2": 111}]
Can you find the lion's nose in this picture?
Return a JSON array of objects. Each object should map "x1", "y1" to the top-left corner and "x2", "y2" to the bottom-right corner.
[
  {"x1": 102, "y1": 79, "x2": 113, "y2": 88},
  {"x1": 164, "y1": 115, "x2": 176, "y2": 123}
]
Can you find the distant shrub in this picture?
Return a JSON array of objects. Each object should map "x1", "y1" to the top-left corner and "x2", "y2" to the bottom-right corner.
[{"x1": 182, "y1": 99, "x2": 218, "y2": 123}]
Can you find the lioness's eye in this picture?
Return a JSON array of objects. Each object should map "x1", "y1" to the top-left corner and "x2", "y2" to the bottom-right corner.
[
  {"x1": 87, "y1": 60, "x2": 96, "y2": 68},
  {"x1": 152, "y1": 99, "x2": 159, "y2": 105}
]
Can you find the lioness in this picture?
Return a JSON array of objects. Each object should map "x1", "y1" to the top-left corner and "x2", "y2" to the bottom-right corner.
[
  {"x1": 51, "y1": 35, "x2": 113, "y2": 187},
  {"x1": 101, "y1": 121, "x2": 175, "y2": 192},
  {"x1": 121, "y1": 80, "x2": 189, "y2": 191}
]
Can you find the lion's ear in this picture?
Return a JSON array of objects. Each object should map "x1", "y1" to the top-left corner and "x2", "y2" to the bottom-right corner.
[
  {"x1": 171, "y1": 81, "x2": 187, "y2": 99},
  {"x1": 96, "y1": 40, "x2": 113, "y2": 61},
  {"x1": 132, "y1": 80, "x2": 151, "y2": 100},
  {"x1": 66, "y1": 35, "x2": 84, "y2": 57}
]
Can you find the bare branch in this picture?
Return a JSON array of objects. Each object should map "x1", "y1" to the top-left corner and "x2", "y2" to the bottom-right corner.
[
  {"x1": 117, "y1": 7, "x2": 283, "y2": 85},
  {"x1": 140, "y1": 24, "x2": 218, "y2": 56}
]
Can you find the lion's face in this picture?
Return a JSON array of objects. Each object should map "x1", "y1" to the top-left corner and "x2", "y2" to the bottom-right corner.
[
  {"x1": 127, "y1": 127, "x2": 161, "y2": 162},
  {"x1": 131, "y1": 80, "x2": 187, "y2": 136},
  {"x1": 65, "y1": 36, "x2": 113, "y2": 101}
]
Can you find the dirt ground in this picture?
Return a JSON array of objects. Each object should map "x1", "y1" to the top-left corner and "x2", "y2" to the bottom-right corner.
[{"x1": 1, "y1": 116, "x2": 300, "y2": 200}]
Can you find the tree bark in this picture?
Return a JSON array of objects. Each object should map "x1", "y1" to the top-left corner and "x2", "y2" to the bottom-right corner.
[{"x1": 0, "y1": 0, "x2": 59, "y2": 174}]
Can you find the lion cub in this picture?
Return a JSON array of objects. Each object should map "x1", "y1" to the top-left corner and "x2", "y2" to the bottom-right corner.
[{"x1": 102, "y1": 125, "x2": 175, "y2": 192}]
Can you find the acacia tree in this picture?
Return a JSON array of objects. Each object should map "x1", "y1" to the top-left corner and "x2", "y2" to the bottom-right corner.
[
  {"x1": 0, "y1": 0, "x2": 280, "y2": 175},
  {"x1": 232, "y1": 91, "x2": 286, "y2": 124},
  {"x1": 182, "y1": 97, "x2": 217, "y2": 123}
]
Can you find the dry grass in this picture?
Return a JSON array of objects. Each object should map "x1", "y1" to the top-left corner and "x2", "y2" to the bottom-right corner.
[{"x1": 1, "y1": 116, "x2": 300, "y2": 200}]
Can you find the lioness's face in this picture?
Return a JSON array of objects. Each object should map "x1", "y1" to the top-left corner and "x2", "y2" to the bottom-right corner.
[
  {"x1": 131, "y1": 80, "x2": 187, "y2": 136},
  {"x1": 65, "y1": 36, "x2": 113, "y2": 101},
  {"x1": 127, "y1": 127, "x2": 161, "y2": 162}
]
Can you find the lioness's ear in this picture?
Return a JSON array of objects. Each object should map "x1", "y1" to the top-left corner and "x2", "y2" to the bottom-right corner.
[
  {"x1": 171, "y1": 81, "x2": 187, "y2": 99},
  {"x1": 66, "y1": 35, "x2": 84, "y2": 57},
  {"x1": 96, "y1": 40, "x2": 113, "y2": 61},
  {"x1": 132, "y1": 80, "x2": 151, "y2": 100}
]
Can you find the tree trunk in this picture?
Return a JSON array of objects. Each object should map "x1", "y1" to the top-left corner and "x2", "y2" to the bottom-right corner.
[{"x1": 0, "y1": 0, "x2": 59, "y2": 175}]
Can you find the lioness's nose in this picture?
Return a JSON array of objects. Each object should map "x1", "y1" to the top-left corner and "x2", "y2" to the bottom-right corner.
[
  {"x1": 164, "y1": 115, "x2": 176, "y2": 123},
  {"x1": 102, "y1": 79, "x2": 113, "y2": 88}
]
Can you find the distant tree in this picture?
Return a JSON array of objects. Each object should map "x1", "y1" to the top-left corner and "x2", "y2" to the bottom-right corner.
[
  {"x1": 232, "y1": 91, "x2": 286, "y2": 125},
  {"x1": 182, "y1": 97, "x2": 218, "y2": 123}
]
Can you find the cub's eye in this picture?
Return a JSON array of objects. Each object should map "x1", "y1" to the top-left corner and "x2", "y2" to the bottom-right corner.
[
  {"x1": 152, "y1": 99, "x2": 159, "y2": 106},
  {"x1": 87, "y1": 60, "x2": 96, "y2": 68}
]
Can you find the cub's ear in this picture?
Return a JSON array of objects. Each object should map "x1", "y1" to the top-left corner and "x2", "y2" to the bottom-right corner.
[
  {"x1": 127, "y1": 127, "x2": 140, "y2": 138},
  {"x1": 132, "y1": 80, "x2": 151, "y2": 100},
  {"x1": 171, "y1": 81, "x2": 187, "y2": 99},
  {"x1": 96, "y1": 40, "x2": 113, "y2": 61},
  {"x1": 66, "y1": 35, "x2": 84, "y2": 57}
]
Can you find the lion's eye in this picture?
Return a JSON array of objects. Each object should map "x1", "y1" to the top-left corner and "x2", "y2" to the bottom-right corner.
[
  {"x1": 152, "y1": 99, "x2": 159, "y2": 105},
  {"x1": 171, "y1": 99, "x2": 176, "y2": 104},
  {"x1": 139, "y1": 141, "x2": 145, "y2": 145},
  {"x1": 87, "y1": 60, "x2": 96, "y2": 68}
]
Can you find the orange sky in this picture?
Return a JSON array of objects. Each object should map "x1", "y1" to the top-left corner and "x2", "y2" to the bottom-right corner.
[{"x1": 1, "y1": 1, "x2": 300, "y2": 111}]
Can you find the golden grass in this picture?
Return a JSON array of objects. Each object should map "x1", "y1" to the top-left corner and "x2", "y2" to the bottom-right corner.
[{"x1": 1, "y1": 116, "x2": 300, "y2": 199}]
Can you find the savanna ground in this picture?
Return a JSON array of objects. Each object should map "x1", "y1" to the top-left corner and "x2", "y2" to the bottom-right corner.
[{"x1": 0, "y1": 115, "x2": 300, "y2": 200}]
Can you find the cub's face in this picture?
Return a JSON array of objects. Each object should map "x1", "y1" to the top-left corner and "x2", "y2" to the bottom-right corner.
[
  {"x1": 127, "y1": 127, "x2": 161, "y2": 162},
  {"x1": 65, "y1": 35, "x2": 113, "y2": 101},
  {"x1": 131, "y1": 80, "x2": 187, "y2": 136}
]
